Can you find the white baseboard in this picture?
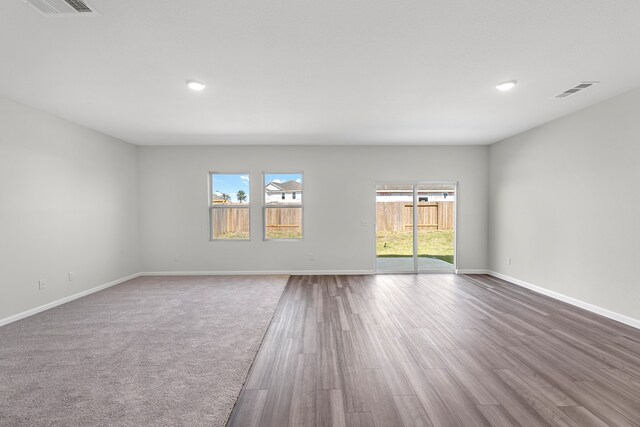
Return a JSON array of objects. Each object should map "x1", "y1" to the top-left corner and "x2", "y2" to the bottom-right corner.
[
  {"x1": 488, "y1": 271, "x2": 640, "y2": 330},
  {"x1": 11, "y1": 269, "x2": 636, "y2": 332},
  {"x1": 142, "y1": 270, "x2": 491, "y2": 276},
  {"x1": 139, "y1": 270, "x2": 375, "y2": 276},
  {"x1": 0, "y1": 273, "x2": 140, "y2": 327},
  {"x1": 456, "y1": 269, "x2": 489, "y2": 274},
  {"x1": 142, "y1": 269, "x2": 491, "y2": 276}
]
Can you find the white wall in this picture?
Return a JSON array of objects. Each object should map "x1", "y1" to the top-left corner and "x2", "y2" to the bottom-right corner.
[
  {"x1": 489, "y1": 87, "x2": 640, "y2": 321},
  {"x1": 6, "y1": 81, "x2": 640, "y2": 324},
  {"x1": 0, "y1": 97, "x2": 139, "y2": 321},
  {"x1": 138, "y1": 145, "x2": 489, "y2": 273}
]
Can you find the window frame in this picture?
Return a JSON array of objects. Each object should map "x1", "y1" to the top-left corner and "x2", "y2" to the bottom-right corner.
[
  {"x1": 208, "y1": 171, "x2": 251, "y2": 241},
  {"x1": 262, "y1": 172, "x2": 304, "y2": 241}
]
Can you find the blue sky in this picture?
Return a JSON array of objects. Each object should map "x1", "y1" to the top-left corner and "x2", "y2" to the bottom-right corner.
[
  {"x1": 211, "y1": 174, "x2": 250, "y2": 203},
  {"x1": 211, "y1": 173, "x2": 303, "y2": 203},
  {"x1": 265, "y1": 173, "x2": 303, "y2": 186}
]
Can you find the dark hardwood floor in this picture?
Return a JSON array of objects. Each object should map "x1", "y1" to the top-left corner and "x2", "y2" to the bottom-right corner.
[{"x1": 227, "y1": 274, "x2": 640, "y2": 427}]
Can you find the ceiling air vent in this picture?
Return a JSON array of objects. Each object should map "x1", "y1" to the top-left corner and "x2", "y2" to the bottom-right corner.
[
  {"x1": 555, "y1": 82, "x2": 599, "y2": 99},
  {"x1": 22, "y1": 0, "x2": 98, "y2": 16}
]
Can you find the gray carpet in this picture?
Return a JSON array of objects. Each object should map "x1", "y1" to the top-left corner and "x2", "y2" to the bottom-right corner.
[{"x1": 0, "y1": 275, "x2": 288, "y2": 427}]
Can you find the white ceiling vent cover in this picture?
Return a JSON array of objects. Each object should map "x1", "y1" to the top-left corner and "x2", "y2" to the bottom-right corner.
[
  {"x1": 555, "y1": 81, "x2": 600, "y2": 99},
  {"x1": 22, "y1": 0, "x2": 98, "y2": 16}
]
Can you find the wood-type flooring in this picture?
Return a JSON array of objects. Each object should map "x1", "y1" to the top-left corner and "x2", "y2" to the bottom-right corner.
[{"x1": 228, "y1": 274, "x2": 640, "y2": 426}]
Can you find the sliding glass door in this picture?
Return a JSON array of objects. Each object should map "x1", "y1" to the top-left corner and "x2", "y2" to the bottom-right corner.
[
  {"x1": 375, "y1": 182, "x2": 456, "y2": 273},
  {"x1": 415, "y1": 183, "x2": 456, "y2": 271},
  {"x1": 375, "y1": 184, "x2": 415, "y2": 272}
]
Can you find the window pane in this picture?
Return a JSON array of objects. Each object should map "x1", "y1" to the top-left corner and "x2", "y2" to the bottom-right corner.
[
  {"x1": 264, "y1": 173, "x2": 302, "y2": 205},
  {"x1": 265, "y1": 207, "x2": 302, "y2": 239},
  {"x1": 210, "y1": 173, "x2": 250, "y2": 240},
  {"x1": 212, "y1": 173, "x2": 250, "y2": 205},
  {"x1": 416, "y1": 184, "x2": 455, "y2": 270},
  {"x1": 211, "y1": 207, "x2": 250, "y2": 240},
  {"x1": 376, "y1": 185, "x2": 414, "y2": 256}
]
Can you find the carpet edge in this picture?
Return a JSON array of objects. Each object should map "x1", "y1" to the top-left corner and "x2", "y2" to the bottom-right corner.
[{"x1": 0, "y1": 272, "x2": 141, "y2": 327}]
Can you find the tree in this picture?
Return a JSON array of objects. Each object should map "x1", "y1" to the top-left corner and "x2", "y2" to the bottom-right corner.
[
  {"x1": 236, "y1": 190, "x2": 247, "y2": 203},
  {"x1": 222, "y1": 193, "x2": 231, "y2": 203}
]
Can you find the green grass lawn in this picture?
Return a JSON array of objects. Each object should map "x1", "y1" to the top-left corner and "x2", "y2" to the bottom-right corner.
[
  {"x1": 216, "y1": 230, "x2": 302, "y2": 239},
  {"x1": 377, "y1": 230, "x2": 454, "y2": 264},
  {"x1": 265, "y1": 229, "x2": 302, "y2": 239},
  {"x1": 214, "y1": 231, "x2": 250, "y2": 240}
]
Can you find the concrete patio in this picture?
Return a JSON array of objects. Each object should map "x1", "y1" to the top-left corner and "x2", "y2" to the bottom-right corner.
[{"x1": 376, "y1": 256, "x2": 454, "y2": 273}]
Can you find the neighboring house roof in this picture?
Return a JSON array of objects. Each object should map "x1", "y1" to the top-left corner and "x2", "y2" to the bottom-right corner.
[
  {"x1": 212, "y1": 192, "x2": 230, "y2": 203},
  {"x1": 266, "y1": 180, "x2": 302, "y2": 192},
  {"x1": 265, "y1": 183, "x2": 283, "y2": 192}
]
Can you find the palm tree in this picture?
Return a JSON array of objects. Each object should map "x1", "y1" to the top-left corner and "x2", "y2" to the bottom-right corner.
[
  {"x1": 221, "y1": 193, "x2": 231, "y2": 203},
  {"x1": 236, "y1": 190, "x2": 247, "y2": 203}
]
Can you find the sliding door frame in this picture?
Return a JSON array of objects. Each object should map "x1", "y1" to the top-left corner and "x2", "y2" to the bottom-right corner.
[{"x1": 374, "y1": 181, "x2": 458, "y2": 274}]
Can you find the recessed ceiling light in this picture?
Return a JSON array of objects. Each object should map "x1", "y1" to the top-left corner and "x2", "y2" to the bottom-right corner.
[
  {"x1": 496, "y1": 80, "x2": 517, "y2": 92},
  {"x1": 186, "y1": 80, "x2": 206, "y2": 91}
]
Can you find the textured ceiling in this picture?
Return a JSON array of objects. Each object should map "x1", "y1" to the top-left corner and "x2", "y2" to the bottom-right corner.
[{"x1": 1, "y1": 0, "x2": 640, "y2": 145}]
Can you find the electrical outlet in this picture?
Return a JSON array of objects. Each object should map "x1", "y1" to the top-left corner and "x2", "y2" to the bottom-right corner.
[
  {"x1": 38, "y1": 280, "x2": 46, "y2": 290},
  {"x1": 508, "y1": 258, "x2": 512, "y2": 266},
  {"x1": 360, "y1": 220, "x2": 368, "y2": 227},
  {"x1": 68, "y1": 272, "x2": 74, "y2": 282}
]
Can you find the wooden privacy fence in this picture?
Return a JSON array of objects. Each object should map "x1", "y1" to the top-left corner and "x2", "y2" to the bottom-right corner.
[
  {"x1": 211, "y1": 207, "x2": 302, "y2": 235},
  {"x1": 211, "y1": 207, "x2": 249, "y2": 236},
  {"x1": 376, "y1": 202, "x2": 454, "y2": 232},
  {"x1": 265, "y1": 207, "x2": 302, "y2": 231}
]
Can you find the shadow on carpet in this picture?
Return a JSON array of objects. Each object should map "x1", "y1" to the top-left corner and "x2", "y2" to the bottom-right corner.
[{"x1": 0, "y1": 275, "x2": 289, "y2": 426}]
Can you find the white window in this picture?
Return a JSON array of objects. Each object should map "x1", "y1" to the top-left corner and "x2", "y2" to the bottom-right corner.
[
  {"x1": 264, "y1": 173, "x2": 303, "y2": 239},
  {"x1": 209, "y1": 173, "x2": 250, "y2": 240}
]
